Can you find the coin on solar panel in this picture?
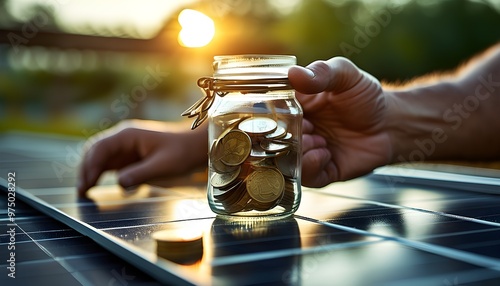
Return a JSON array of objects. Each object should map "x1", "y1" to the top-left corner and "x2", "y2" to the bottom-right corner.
[{"x1": 153, "y1": 229, "x2": 203, "y2": 264}]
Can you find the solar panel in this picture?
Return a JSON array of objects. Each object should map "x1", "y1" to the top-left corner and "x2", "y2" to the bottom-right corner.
[{"x1": 1, "y1": 132, "x2": 500, "y2": 285}]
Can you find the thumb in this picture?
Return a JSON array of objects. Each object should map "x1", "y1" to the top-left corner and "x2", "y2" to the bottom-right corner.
[{"x1": 288, "y1": 57, "x2": 363, "y2": 94}]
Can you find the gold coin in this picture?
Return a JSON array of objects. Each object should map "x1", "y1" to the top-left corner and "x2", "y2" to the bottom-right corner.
[
  {"x1": 153, "y1": 229, "x2": 203, "y2": 244},
  {"x1": 224, "y1": 188, "x2": 251, "y2": 213},
  {"x1": 238, "y1": 117, "x2": 277, "y2": 135},
  {"x1": 251, "y1": 199, "x2": 279, "y2": 211},
  {"x1": 275, "y1": 150, "x2": 298, "y2": 178},
  {"x1": 213, "y1": 179, "x2": 243, "y2": 201},
  {"x1": 220, "y1": 130, "x2": 251, "y2": 166},
  {"x1": 280, "y1": 180, "x2": 296, "y2": 211},
  {"x1": 153, "y1": 229, "x2": 203, "y2": 264},
  {"x1": 246, "y1": 167, "x2": 285, "y2": 203},
  {"x1": 210, "y1": 117, "x2": 249, "y2": 172},
  {"x1": 210, "y1": 140, "x2": 239, "y2": 173},
  {"x1": 210, "y1": 166, "x2": 241, "y2": 188}
]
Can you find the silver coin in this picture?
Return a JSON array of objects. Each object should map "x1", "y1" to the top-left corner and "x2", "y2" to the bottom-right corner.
[
  {"x1": 264, "y1": 125, "x2": 286, "y2": 139},
  {"x1": 272, "y1": 132, "x2": 293, "y2": 143},
  {"x1": 238, "y1": 117, "x2": 277, "y2": 135},
  {"x1": 260, "y1": 140, "x2": 290, "y2": 152},
  {"x1": 250, "y1": 147, "x2": 289, "y2": 158}
]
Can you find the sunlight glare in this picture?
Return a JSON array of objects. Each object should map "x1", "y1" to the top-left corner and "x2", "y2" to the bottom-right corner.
[{"x1": 177, "y1": 9, "x2": 215, "y2": 48}]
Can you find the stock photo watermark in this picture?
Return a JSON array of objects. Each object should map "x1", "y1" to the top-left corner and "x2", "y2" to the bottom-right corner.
[
  {"x1": 6, "y1": 172, "x2": 17, "y2": 279},
  {"x1": 7, "y1": 0, "x2": 70, "y2": 54},
  {"x1": 8, "y1": 13, "x2": 49, "y2": 54},
  {"x1": 339, "y1": 2, "x2": 404, "y2": 57},
  {"x1": 385, "y1": 72, "x2": 500, "y2": 190},
  {"x1": 281, "y1": 235, "x2": 337, "y2": 284},
  {"x1": 107, "y1": 267, "x2": 136, "y2": 286}
]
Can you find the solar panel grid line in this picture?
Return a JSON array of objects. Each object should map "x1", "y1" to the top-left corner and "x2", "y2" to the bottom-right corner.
[
  {"x1": 84, "y1": 217, "x2": 196, "y2": 228},
  {"x1": 383, "y1": 268, "x2": 500, "y2": 286},
  {"x1": 97, "y1": 218, "x2": 215, "y2": 232},
  {"x1": 3, "y1": 181, "x2": 500, "y2": 284},
  {"x1": 331, "y1": 217, "x2": 499, "y2": 244},
  {"x1": 453, "y1": 236, "x2": 500, "y2": 250},
  {"x1": 3, "y1": 132, "x2": 500, "y2": 285},
  {"x1": 372, "y1": 166, "x2": 500, "y2": 194},
  {"x1": 0, "y1": 235, "x2": 84, "y2": 246},
  {"x1": 1, "y1": 235, "x2": 162, "y2": 285},
  {"x1": 14, "y1": 221, "x2": 96, "y2": 285},
  {"x1": 1, "y1": 192, "x2": 159, "y2": 285},
  {"x1": 210, "y1": 237, "x2": 384, "y2": 267},
  {"x1": 41, "y1": 197, "x2": 178, "y2": 209},
  {"x1": 310, "y1": 190, "x2": 500, "y2": 228},
  {"x1": 299, "y1": 187, "x2": 500, "y2": 262},
  {"x1": 309, "y1": 218, "x2": 500, "y2": 271},
  {"x1": 0, "y1": 212, "x2": 52, "y2": 219},
  {"x1": 0, "y1": 252, "x2": 108, "y2": 268},
  {"x1": 415, "y1": 228, "x2": 500, "y2": 240},
  {"x1": 0, "y1": 183, "x2": 215, "y2": 286}
]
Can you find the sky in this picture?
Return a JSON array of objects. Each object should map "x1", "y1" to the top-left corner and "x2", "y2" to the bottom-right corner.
[{"x1": 6, "y1": 0, "x2": 198, "y2": 38}]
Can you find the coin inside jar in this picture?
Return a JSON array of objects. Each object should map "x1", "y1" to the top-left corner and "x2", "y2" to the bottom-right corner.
[
  {"x1": 250, "y1": 146, "x2": 289, "y2": 158},
  {"x1": 272, "y1": 132, "x2": 293, "y2": 143},
  {"x1": 264, "y1": 125, "x2": 286, "y2": 139},
  {"x1": 275, "y1": 150, "x2": 297, "y2": 178},
  {"x1": 260, "y1": 140, "x2": 290, "y2": 152},
  {"x1": 238, "y1": 117, "x2": 277, "y2": 135},
  {"x1": 246, "y1": 167, "x2": 285, "y2": 203},
  {"x1": 210, "y1": 140, "x2": 239, "y2": 173},
  {"x1": 219, "y1": 130, "x2": 252, "y2": 166},
  {"x1": 208, "y1": 113, "x2": 298, "y2": 215},
  {"x1": 210, "y1": 166, "x2": 241, "y2": 188}
]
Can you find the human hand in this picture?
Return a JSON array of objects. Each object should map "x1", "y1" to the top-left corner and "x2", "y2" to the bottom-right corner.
[
  {"x1": 77, "y1": 119, "x2": 208, "y2": 196},
  {"x1": 289, "y1": 57, "x2": 392, "y2": 187}
]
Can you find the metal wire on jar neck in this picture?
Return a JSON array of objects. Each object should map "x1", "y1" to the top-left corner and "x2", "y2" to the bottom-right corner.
[{"x1": 181, "y1": 77, "x2": 292, "y2": 129}]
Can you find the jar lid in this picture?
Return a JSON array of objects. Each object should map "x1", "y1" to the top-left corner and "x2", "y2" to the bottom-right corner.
[{"x1": 213, "y1": 55, "x2": 296, "y2": 79}]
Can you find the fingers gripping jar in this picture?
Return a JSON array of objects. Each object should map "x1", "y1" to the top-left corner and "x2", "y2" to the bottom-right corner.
[{"x1": 183, "y1": 55, "x2": 302, "y2": 220}]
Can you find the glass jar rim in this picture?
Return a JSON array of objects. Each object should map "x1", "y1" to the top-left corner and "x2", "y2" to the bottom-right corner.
[{"x1": 213, "y1": 54, "x2": 296, "y2": 79}]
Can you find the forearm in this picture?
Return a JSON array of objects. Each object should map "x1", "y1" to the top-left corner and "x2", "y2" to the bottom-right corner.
[{"x1": 385, "y1": 44, "x2": 500, "y2": 163}]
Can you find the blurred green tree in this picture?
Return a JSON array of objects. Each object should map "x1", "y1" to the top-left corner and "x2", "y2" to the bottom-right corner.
[{"x1": 270, "y1": 0, "x2": 500, "y2": 82}]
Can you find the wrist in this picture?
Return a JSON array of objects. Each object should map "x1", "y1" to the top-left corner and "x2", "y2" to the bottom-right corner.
[{"x1": 384, "y1": 81, "x2": 464, "y2": 164}]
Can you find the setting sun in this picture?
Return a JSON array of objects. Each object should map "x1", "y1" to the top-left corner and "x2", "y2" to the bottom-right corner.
[{"x1": 178, "y1": 9, "x2": 215, "y2": 48}]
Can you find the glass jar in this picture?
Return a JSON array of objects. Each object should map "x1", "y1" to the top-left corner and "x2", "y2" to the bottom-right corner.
[{"x1": 184, "y1": 55, "x2": 302, "y2": 220}]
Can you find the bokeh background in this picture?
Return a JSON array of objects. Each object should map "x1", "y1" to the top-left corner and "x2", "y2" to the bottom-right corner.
[{"x1": 1, "y1": 0, "x2": 500, "y2": 137}]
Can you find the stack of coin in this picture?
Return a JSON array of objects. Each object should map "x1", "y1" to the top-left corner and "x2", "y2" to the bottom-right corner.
[
  {"x1": 209, "y1": 116, "x2": 298, "y2": 214},
  {"x1": 153, "y1": 229, "x2": 203, "y2": 265}
]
